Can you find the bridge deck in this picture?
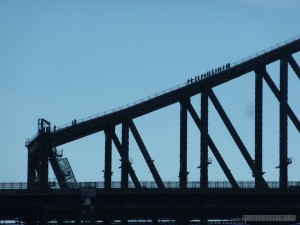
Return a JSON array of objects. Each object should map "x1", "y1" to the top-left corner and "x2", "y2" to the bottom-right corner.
[{"x1": 1, "y1": 188, "x2": 300, "y2": 221}]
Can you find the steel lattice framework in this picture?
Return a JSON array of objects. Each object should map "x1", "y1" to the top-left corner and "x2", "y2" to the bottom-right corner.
[{"x1": 1, "y1": 37, "x2": 300, "y2": 225}]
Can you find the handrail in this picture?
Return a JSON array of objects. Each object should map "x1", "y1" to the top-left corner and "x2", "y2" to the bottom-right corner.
[
  {"x1": 1, "y1": 181, "x2": 300, "y2": 190},
  {"x1": 25, "y1": 35, "x2": 300, "y2": 139},
  {"x1": 231, "y1": 35, "x2": 300, "y2": 67},
  {"x1": 54, "y1": 81, "x2": 188, "y2": 131},
  {"x1": 53, "y1": 35, "x2": 300, "y2": 132}
]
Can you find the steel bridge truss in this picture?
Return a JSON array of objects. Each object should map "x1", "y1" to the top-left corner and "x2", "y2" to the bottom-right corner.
[
  {"x1": 26, "y1": 42, "x2": 300, "y2": 192},
  {"x1": 23, "y1": 37, "x2": 300, "y2": 224}
]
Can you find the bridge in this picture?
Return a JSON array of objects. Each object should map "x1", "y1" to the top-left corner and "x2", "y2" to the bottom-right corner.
[{"x1": 0, "y1": 36, "x2": 300, "y2": 225}]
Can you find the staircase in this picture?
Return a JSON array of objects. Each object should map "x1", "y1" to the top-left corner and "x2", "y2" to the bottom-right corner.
[{"x1": 57, "y1": 157, "x2": 78, "y2": 188}]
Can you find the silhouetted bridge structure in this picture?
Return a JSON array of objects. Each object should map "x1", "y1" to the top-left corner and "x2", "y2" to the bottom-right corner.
[{"x1": 1, "y1": 36, "x2": 300, "y2": 225}]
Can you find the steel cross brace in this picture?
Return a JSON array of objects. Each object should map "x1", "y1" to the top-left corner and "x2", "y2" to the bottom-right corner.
[
  {"x1": 186, "y1": 101, "x2": 239, "y2": 189},
  {"x1": 208, "y1": 90, "x2": 268, "y2": 189},
  {"x1": 288, "y1": 55, "x2": 300, "y2": 79},
  {"x1": 108, "y1": 128, "x2": 142, "y2": 189},
  {"x1": 260, "y1": 67, "x2": 300, "y2": 133},
  {"x1": 128, "y1": 119, "x2": 165, "y2": 189}
]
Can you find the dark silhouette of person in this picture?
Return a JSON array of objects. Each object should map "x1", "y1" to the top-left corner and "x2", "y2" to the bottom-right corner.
[{"x1": 54, "y1": 125, "x2": 56, "y2": 131}]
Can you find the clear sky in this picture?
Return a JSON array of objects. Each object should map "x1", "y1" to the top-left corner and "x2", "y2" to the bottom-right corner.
[{"x1": 0, "y1": 0, "x2": 299, "y2": 184}]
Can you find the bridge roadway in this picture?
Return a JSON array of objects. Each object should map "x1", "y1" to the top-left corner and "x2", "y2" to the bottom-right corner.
[{"x1": 1, "y1": 182, "x2": 300, "y2": 223}]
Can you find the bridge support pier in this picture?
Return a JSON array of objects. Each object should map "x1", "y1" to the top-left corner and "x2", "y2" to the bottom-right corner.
[
  {"x1": 176, "y1": 218, "x2": 189, "y2": 225},
  {"x1": 27, "y1": 139, "x2": 50, "y2": 191},
  {"x1": 200, "y1": 218, "x2": 208, "y2": 225},
  {"x1": 27, "y1": 146, "x2": 37, "y2": 190}
]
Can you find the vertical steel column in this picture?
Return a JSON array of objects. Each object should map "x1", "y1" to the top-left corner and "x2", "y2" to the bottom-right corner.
[
  {"x1": 36, "y1": 139, "x2": 49, "y2": 191},
  {"x1": 110, "y1": 130, "x2": 141, "y2": 188},
  {"x1": 42, "y1": 146, "x2": 50, "y2": 191},
  {"x1": 201, "y1": 90, "x2": 209, "y2": 189},
  {"x1": 104, "y1": 127, "x2": 113, "y2": 189},
  {"x1": 279, "y1": 56, "x2": 288, "y2": 189},
  {"x1": 121, "y1": 122, "x2": 128, "y2": 225},
  {"x1": 27, "y1": 147, "x2": 37, "y2": 190},
  {"x1": 122, "y1": 121, "x2": 129, "y2": 189},
  {"x1": 255, "y1": 69, "x2": 263, "y2": 188},
  {"x1": 179, "y1": 98, "x2": 189, "y2": 189},
  {"x1": 36, "y1": 139, "x2": 52, "y2": 191},
  {"x1": 186, "y1": 102, "x2": 239, "y2": 189}
]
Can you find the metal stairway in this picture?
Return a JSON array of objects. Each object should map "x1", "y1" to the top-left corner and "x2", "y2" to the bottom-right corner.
[{"x1": 49, "y1": 148, "x2": 78, "y2": 189}]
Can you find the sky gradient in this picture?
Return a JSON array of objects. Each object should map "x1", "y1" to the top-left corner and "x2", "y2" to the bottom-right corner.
[{"x1": 0, "y1": 0, "x2": 299, "y2": 184}]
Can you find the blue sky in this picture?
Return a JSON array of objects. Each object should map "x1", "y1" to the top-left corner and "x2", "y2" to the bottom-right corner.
[{"x1": 0, "y1": 0, "x2": 299, "y2": 184}]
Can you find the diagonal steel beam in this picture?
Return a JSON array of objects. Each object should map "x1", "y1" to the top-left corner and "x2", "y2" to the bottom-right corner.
[
  {"x1": 208, "y1": 90, "x2": 268, "y2": 188},
  {"x1": 186, "y1": 101, "x2": 239, "y2": 189},
  {"x1": 109, "y1": 129, "x2": 142, "y2": 189},
  {"x1": 128, "y1": 120, "x2": 165, "y2": 189},
  {"x1": 288, "y1": 55, "x2": 300, "y2": 79},
  {"x1": 124, "y1": 121, "x2": 161, "y2": 225},
  {"x1": 261, "y1": 68, "x2": 300, "y2": 133}
]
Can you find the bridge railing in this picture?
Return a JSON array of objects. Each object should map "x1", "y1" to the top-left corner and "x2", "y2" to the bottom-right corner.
[
  {"x1": 0, "y1": 182, "x2": 28, "y2": 190},
  {"x1": 53, "y1": 81, "x2": 188, "y2": 132},
  {"x1": 24, "y1": 34, "x2": 300, "y2": 144},
  {"x1": 1, "y1": 181, "x2": 300, "y2": 191},
  {"x1": 231, "y1": 35, "x2": 300, "y2": 68},
  {"x1": 50, "y1": 35, "x2": 300, "y2": 134}
]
